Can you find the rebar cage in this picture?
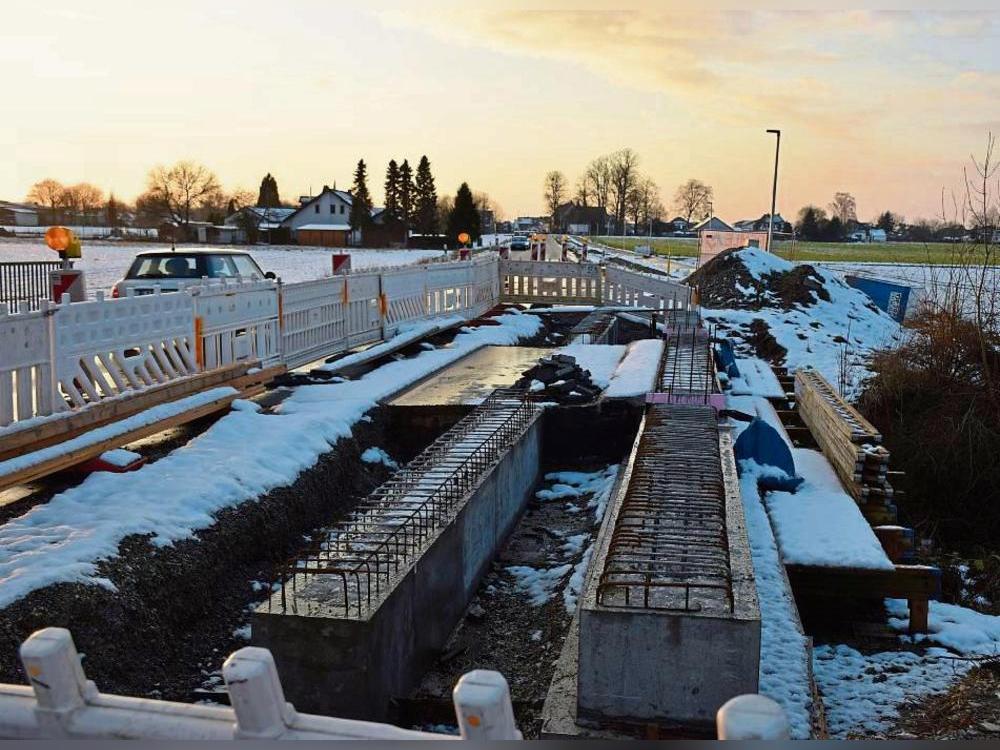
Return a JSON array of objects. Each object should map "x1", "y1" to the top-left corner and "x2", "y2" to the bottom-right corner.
[
  {"x1": 273, "y1": 388, "x2": 539, "y2": 619},
  {"x1": 597, "y1": 404, "x2": 733, "y2": 614}
]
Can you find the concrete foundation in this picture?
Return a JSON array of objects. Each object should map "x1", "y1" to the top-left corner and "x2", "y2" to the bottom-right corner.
[
  {"x1": 252, "y1": 416, "x2": 542, "y2": 721},
  {"x1": 543, "y1": 407, "x2": 760, "y2": 735}
]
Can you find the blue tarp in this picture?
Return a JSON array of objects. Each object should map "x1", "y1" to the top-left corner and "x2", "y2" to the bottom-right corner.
[{"x1": 733, "y1": 417, "x2": 802, "y2": 491}]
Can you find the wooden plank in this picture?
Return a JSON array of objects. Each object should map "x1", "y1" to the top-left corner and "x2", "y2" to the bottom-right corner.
[
  {"x1": 785, "y1": 563, "x2": 941, "y2": 600},
  {"x1": 0, "y1": 363, "x2": 264, "y2": 463},
  {"x1": 0, "y1": 392, "x2": 243, "y2": 493}
]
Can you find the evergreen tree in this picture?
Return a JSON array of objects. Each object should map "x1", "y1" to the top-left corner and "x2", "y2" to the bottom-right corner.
[
  {"x1": 399, "y1": 159, "x2": 414, "y2": 230},
  {"x1": 106, "y1": 193, "x2": 120, "y2": 228},
  {"x1": 257, "y1": 173, "x2": 281, "y2": 207},
  {"x1": 414, "y1": 155, "x2": 438, "y2": 235},
  {"x1": 446, "y1": 182, "x2": 481, "y2": 247},
  {"x1": 349, "y1": 159, "x2": 374, "y2": 230},
  {"x1": 384, "y1": 160, "x2": 401, "y2": 225}
]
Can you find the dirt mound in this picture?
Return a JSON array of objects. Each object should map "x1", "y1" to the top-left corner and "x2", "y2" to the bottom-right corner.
[{"x1": 685, "y1": 246, "x2": 830, "y2": 311}]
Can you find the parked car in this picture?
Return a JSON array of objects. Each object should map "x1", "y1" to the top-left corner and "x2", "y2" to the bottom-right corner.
[
  {"x1": 509, "y1": 236, "x2": 530, "y2": 252},
  {"x1": 112, "y1": 250, "x2": 275, "y2": 297}
]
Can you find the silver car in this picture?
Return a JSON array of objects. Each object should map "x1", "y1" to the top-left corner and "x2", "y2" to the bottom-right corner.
[{"x1": 112, "y1": 250, "x2": 275, "y2": 297}]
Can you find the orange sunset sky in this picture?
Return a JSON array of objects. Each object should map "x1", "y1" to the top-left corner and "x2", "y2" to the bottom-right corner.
[{"x1": 4, "y1": 2, "x2": 1000, "y2": 223}]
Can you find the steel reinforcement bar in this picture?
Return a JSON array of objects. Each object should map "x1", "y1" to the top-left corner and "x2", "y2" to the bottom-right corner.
[
  {"x1": 275, "y1": 388, "x2": 538, "y2": 618},
  {"x1": 597, "y1": 404, "x2": 733, "y2": 614}
]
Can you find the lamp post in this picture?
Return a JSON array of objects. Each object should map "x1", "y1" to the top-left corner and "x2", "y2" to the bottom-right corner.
[{"x1": 766, "y1": 129, "x2": 781, "y2": 252}]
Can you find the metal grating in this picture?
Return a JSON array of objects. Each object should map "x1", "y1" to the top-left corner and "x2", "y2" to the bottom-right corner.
[
  {"x1": 597, "y1": 404, "x2": 732, "y2": 613},
  {"x1": 273, "y1": 388, "x2": 538, "y2": 619},
  {"x1": 657, "y1": 323, "x2": 719, "y2": 403}
]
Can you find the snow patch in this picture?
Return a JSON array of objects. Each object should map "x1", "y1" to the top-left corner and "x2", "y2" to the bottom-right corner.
[{"x1": 361, "y1": 447, "x2": 399, "y2": 470}]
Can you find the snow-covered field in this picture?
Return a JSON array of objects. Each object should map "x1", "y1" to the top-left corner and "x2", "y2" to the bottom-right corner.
[{"x1": 0, "y1": 239, "x2": 444, "y2": 295}]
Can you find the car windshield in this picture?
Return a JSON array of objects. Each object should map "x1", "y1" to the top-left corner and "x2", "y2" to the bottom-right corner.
[{"x1": 126, "y1": 254, "x2": 263, "y2": 280}]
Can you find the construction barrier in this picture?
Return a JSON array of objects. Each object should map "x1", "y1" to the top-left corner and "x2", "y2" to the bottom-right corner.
[
  {"x1": 0, "y1": 627, "x2": 520, "y2": 740},
  {"x1": 0, "y1": 254, "x2": 688, "y2": 429}
]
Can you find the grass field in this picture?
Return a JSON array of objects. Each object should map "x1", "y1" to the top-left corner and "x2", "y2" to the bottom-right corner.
[{"x1": 590, "y1": 236, "x2": 997, "y2": 265}]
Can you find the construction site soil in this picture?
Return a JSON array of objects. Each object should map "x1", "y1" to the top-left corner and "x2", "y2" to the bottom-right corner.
[{"x1": 685, "y1": 248, "x2": 831, "y2": 312}]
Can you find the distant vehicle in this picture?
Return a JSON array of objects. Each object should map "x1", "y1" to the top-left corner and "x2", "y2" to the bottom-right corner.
[
  {"x1": 509, "y1": 236, "x2": 530, "y2": 252},
  {"x1": 634, "y1": 244, "x2": 653, "y2": 258},
  {"x1": 112, "y1": 250, "x2": 275, "y2": 297}
]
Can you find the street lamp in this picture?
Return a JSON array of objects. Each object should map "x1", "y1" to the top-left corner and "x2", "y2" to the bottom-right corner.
[{"x1": 766, "y1": 129, "x2": 781, "y2": 252}]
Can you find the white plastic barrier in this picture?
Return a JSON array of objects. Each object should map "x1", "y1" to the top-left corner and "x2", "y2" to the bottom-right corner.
[
  {"x1": 279, "y1": 276, "x2": 350, "y2": 370},
  {"x1": 52, "y1": 290, "x2": 198, "y2": 408},
  {"x1": 500, "y1": 259, "x2": 603, "y2": 303},
  {"x1": 0, "y1": 627, "x2": 519, "y2": 740},
  {"x1": 0, "y1": 304, "x2": 54, "y2": 426},
  {"x1": 716, "y1": 694, "x2": 790, "y2": 740},
  {"x1": 604, "y1": 265, "x2": 693, "y2": 310},
  {"x1": 191, "y1": 279, "x2": 281, "y2": 370}
]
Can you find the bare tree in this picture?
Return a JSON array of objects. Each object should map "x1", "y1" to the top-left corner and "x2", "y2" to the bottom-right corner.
[
  {"x1": 829, "y1": 191, "x2": 858, "y2": 224},
  {"x1": 608, "y1": 148, "x2": 640, "y2": 229},
  {"x1": 627, "y1": 176, "x2": 663, "y2": 230},
  {"x1": 543, "y1": 171, "x2": 567, "y2": 228},
  {"x1": 582, "y1": 155, "x2": 613, "y2": 230},
  {"x1": 60, "y1": 183, "x2": 104, "y2": 225},
  {"x1": 574, "y1": 174, "x2": 591, "y2": 207},
  {"x1": 26, "y1": 179, "x2": 65, "y2": 221},
  {"x1": 674, "y1": 179, "x2": 713, "y2": 223},
  {"x1": 146, "y1": 160, "x2": 222, "y2": 228}
]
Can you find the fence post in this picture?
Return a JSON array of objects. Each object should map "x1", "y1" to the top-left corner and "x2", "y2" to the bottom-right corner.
[
  {"x1": 716, "y1": 694, "x2": 789, "y2": 740},
  {"x1": 452, "y1": 670, "x2": 521, "y2": 740},
  {"x1": 223, "y1": 646, "x2": 298, "y2": 739},
  {"x1": 19, "y1": 628, "x2": 98, "y2": 736}
]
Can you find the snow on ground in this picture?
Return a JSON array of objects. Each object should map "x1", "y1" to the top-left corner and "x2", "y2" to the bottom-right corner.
[
  {"x1": 702, "y1": 247, "x2": 903, "y2": 397},
  {"x1": 763, "y1": 449, "x2": 894, "y2": 571},
  {"x1": 604, "y1": 339, "x2": 665, "y2": 397},
  {"x1": 97, "y1": 448, "x2": 143, "y2": 468},
  {"x1": 0, "y1": 311, "x2": 540, "y2": 610},
  {"x1": 313, "y1": 315, "x2": 465, "y2": 372},
  {"x1": 558, "y1": 343, "x2": 625, "y2": 387},
  {"x1": 727, "y1": 357, "x2": 786, "y2": 399},
  {"x1": 814, "y1": 597, "x2": 1000, "y2": 737},
  {"x1": 0, "y1": 387, "x2": 237, "y2": 476},
  {"x1": 506, "y1": 563, "x2": 573, "y2": 606},
  {"x1": 0, "y1": 240, "x2": 444, "y2": 295},
  {"x1": 360, "y1": 447, "x2": 399, "y2": 470},
  {"x1": 540, "y1": 466, "x2": 619, "y2": 522},
  {"x1": 737, "y1": 462, "x2": 814, "y2": 739},
  {"x1": 813, "y1": 642, "x2": 965, "y2": 736},
  {"x1": 508, "y1": 466, "x2": 619, "y2": 614}
]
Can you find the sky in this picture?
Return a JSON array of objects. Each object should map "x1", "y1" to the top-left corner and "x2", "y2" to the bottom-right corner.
[{"x1": 4, "y1": 1, "x2": 1000, "y2": 223}]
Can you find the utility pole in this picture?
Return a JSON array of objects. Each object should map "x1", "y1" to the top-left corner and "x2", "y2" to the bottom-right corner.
[{"x1": 766, "y1": 129, "x2": 781, "y2": 252}]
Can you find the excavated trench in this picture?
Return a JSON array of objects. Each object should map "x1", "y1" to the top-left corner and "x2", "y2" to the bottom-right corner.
[{"x1": 0, "y1": 309, "x2": 646, "y2": 728}]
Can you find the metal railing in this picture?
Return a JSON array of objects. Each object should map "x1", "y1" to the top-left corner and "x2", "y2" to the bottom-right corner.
[
  {"x1": 597, "y1": 405, "x2": 733, "y2": 614},
  {"x1": 274, "y1": 388, "x2": 538, "y2": 618},
  {"x1": 0, "y1": 261, "x2": 60, "y2": 312}
]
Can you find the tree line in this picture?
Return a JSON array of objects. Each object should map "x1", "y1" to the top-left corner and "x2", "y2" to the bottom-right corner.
[
  {"x1": 542, "y1": 149, "x2": 716, "y2": 234},
  {"x1": 24, "y1": 154, "x2": 488, "y2": 245},
  {"x1": 794, "y1": 191, "x2": 970, "y2": 243}
]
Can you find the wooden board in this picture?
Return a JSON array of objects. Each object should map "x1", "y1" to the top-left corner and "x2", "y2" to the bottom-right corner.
[
  {"x1": 0, "y1": 390, "x2": 250, "y2": 493},
  {"x1": 0, "y1": 363, "x2": 285, "y2": 463}
]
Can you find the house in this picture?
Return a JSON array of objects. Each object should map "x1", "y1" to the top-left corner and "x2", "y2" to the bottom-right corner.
[
  {"x1": 734, "y1": 213, "x2": 791, "y2": 234},
  {"x1": 691, "y1": 216, "x2": 734, "y2": 233},
  {"x1": 552, "y1": 202, "x2": 609, "y2": 235},
  {"x1": 281, "y1": 186, "x2": 355, "y2": 246},
  {"x1": 516, "y1": 216, "x2": 547, "y2": 233},
  {"x1": 0, "y1": 201, "x2": 39, "y2": 226},
  {"x1": 667, "y1": 216, "x2": 692, "y2": 233}
]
